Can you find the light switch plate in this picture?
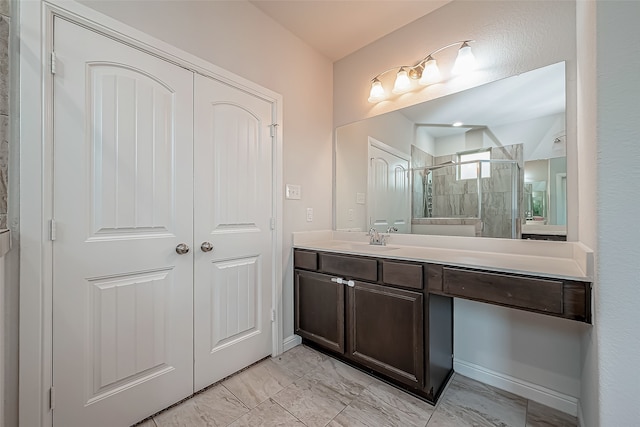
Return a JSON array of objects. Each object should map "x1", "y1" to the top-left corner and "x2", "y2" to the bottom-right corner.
[
  {"x1": 306, "y1": 208, "x2": 313, "y2": 222},
  {"x1": 286, "y1": 184, "x2": 302, "y2": 200},
  {"x1": 356, "y1": 192, "x2": 366, "y2": 204}
]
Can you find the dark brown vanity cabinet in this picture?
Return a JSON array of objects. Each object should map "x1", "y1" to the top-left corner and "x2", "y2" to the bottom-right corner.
[
  {"x1": 293, "y1": 249, "x2": 453, "y2": 403},
  {"x1": 294, "y1": 269, "x2": 345, "y2": 354},
  {"x1": 348, "y1": 281, "x2": 424, "y2": 388}
]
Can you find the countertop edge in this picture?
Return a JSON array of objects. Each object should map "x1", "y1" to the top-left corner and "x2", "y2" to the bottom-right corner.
[{"x1": 293, "y1": 240, "x2": 591, "y2": 282}]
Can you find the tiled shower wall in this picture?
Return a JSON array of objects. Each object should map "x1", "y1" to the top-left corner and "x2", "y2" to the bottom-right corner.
[
  {"x1": 419, "y1": 144, "x2": 523, "y2": 239},
  {"x1": 411, "y1": 145, "x2": 434, "y2": 219},
  {"x1": 0, "y1": 0, "x2": 8, "y2": 229}
]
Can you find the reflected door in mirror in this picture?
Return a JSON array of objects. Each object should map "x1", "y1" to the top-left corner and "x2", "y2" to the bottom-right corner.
[{"x1": 368, "y1": 138, "x2": 410, "y2": 233}]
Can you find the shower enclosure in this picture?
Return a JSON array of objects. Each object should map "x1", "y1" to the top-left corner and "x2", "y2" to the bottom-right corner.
[{"x1": 412, "y1": 159, "x2": 521, "y2": 238}]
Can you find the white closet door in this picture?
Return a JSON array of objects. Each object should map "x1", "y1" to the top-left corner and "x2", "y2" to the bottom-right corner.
[
  {"x1": 193, "y1": 74, "x2": 274, "y2": 390},
  {"x1": 52, "y1": 18, "x2": 194, "y2": 426}
]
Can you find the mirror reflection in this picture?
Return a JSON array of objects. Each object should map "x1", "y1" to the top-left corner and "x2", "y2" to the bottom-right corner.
[{"x1": 335, "y1": 62, "x2": 567, "y2": 240}]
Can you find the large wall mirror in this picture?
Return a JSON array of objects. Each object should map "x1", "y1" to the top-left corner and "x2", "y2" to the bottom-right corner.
[{"x1": 335, "y1": 62, "x2": 567, "y2": 240}]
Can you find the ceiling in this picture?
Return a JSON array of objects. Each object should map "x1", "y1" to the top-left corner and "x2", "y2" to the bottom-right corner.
[
  {"x1": 399, "y1": 62, "x2": 566, "y2": 137},
  {"x1": 249, "y1": 1, "x2": 451, "y2": 61}
]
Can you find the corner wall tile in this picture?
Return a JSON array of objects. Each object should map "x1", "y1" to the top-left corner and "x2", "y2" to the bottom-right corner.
[
  {"x1": 0, "y1": 15, "x2": 8, "y2": 116},
  {"x1": 0, "y1": 0, "x2": 8, "y2": 18},
  {"x1": 0, "y1": 114, "x2": 8, "y2": 219}
]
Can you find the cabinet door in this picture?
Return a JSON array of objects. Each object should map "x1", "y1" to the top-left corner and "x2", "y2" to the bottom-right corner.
[
  {"x1": 348, "y1": 282, "x2": 424, "y2": 388},
  {"x1": 294, "y1": 270, "x2": 345, "y2": 354}
]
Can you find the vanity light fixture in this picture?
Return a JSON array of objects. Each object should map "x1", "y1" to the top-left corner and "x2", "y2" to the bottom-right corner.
[{"x1": 368, "y1": 40, "x2": 477, "y2": 103}]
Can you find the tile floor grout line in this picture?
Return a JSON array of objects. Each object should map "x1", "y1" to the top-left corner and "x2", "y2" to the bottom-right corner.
[{"x1": 272, "y1": 398, "x2": 310, "y2": 426}]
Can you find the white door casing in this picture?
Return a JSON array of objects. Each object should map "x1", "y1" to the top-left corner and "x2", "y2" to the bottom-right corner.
[
  {"x1": 368, "y1": 138, "x2": 411, "y2": 234},
  {"x1": 52, "y1": 17, "x2": 194, "y2": 426},
  {"x1": 193, "y1": 74, "x2": 275, "y2": 390}
]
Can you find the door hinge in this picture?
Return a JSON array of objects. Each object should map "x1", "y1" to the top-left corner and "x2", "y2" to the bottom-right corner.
[
  {"x1": 50, "y1": 219, "x2": 57, "y2": 241},
  {"x1": 270, "y1": 217, "x2": 276, "y2": 230},
  {"x1": 51, "y1": 52, "x2": 57, "y2": 75},
  {"x1": 270, "y1": 123, "x2": 279, "y2": 138},
  {"x1": 271, "y1": 309, "x2": 276, "y2": 322},
  {"x1": 49, "y1": 386, "x2": 55, "y2": 410}
]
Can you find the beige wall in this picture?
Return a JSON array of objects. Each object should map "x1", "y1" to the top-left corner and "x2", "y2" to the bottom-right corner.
[{"x1": 80, "y1": 1, "x2": 334, "y2": 342}]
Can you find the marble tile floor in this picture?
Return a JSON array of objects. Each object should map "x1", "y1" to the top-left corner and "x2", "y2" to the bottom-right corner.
[{"x1": 136, "y1": 345, "x2": 577, "y2": 427}]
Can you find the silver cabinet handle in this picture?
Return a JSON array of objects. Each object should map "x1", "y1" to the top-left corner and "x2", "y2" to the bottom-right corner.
[
  {"x1": 175, "y1": 243, "x2": 190, "y2": 254},
  {"x1": 201, "y1": 242, "x2": 214, "y2": 252},
  {"x1": 346, "y1": 280, "x2": 355, "y2": 287},
  {"x1": 331, "y1": 277, "x2": 344, "y2": 284}
]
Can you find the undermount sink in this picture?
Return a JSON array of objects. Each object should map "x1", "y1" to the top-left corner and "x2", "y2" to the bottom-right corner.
[{"x1": 330, "y1": 242, "x2": 400, "y2": 252}]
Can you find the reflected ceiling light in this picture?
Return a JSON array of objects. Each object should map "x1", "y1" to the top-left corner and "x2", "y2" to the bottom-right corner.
[
  {"x1": 367, "y1": 40, "x2": 476, "y2": 103},
  {"x1": 452, "y1": 121, "x2": 464, "y2": 127}
]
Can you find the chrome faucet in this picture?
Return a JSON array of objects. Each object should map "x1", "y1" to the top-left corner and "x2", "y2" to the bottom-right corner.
[
  {"x1": 368, "y1": 228, "x2": 386, "y2": 246},
  {"x1": 386, "y1": 227, "x2": 398, "y2": 233}
]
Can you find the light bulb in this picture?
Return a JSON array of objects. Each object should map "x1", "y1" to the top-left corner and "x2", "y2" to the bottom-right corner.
[
  {"x1": 368, "y1": 79, "x2": 386, "y2": 103},
  {"x1": 418, "y1": 57, "x2": 441, "y2": 85},
  {"x1": 452, "y1": 42, "x2": 476, "y2": 75},
  {"x1": 392, "y1": 68, "x2": 412, "y2": 94}
]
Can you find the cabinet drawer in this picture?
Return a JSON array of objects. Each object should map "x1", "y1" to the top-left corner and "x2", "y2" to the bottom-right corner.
[
  {"x1": 382, "y1": 261, "x2": 423, "y2": 290},
  {"x1": 294, "y1": 250, "x2": 318, "y2": 271},
  {"x1": 443, "y1": 267, "x2": 563, "y2": 315},
  {"x1": 320, "y1": 253, "x2": 378, "y2": 282}
]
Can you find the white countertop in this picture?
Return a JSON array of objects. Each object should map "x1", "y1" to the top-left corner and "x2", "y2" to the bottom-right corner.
[{"x1": 293, "y1": 231, "x2": 593, "y2": 282}]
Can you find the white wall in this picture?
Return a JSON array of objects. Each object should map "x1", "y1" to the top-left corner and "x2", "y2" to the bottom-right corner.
[
  {"x1": 575, "y1": 0, "x2": 599, "y2": 425},
  {"x1": 79, "y1": 1, "x2": 334, "y2": 344},
  {"x1": 586, "y1": 2, "x2": 640, "y2": 426},
  {"x1": 335, "y1": 111, "x2": 413, "y2": 231},
  {"x1": 334, "y1": 0, "x2": 583, "y2": 414}
]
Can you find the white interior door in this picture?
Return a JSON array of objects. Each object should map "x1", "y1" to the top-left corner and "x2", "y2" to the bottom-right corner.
[
  {"x1": 52, "y1": 18, "x2": 194, "y2": 426},
  {"x1": 368, "y1": 139, "x2": 411, "y2": 234},
  {"x1": 193, "y1": 74, "x2": 275, "y2": 390}
]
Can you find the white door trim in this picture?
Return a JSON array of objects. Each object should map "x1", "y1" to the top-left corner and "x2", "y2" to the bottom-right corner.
[{"x1": 19, "y1": 2, "x2": 284, "y2": 426}]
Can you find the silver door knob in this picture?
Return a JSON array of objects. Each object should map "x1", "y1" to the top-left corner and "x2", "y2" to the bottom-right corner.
[
  {"x1": 175, "y1": 243, "x2": 190, "y2": 254},
  {"x1": 201, "y1": 242, "x2": 214, "y2": 252}
]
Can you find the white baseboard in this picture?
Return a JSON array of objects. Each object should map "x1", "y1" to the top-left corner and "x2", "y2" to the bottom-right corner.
[
  {"x1": 454, "y1": 358, "x2": 578, "y2": 416},
  {"x1": 282, "y1": 334, "x2": 302, "y2": 352}
]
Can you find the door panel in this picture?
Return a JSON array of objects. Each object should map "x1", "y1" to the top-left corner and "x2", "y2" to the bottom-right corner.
[
  {"x1": 368, "y1": 141, "x2": 410, "y2": 233},
  {"x1": 194, "y1": 74, "x2": 274, "y2": 391},
  {"x1": 53, "y1": 18, "x2": 194, "y2": 426},
  {"x1": 89, "y1": 63, "x2": 176, "y2": 237},
  {"x1": 209, "y1": 256, "x2": 260, "y2": 349}
]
